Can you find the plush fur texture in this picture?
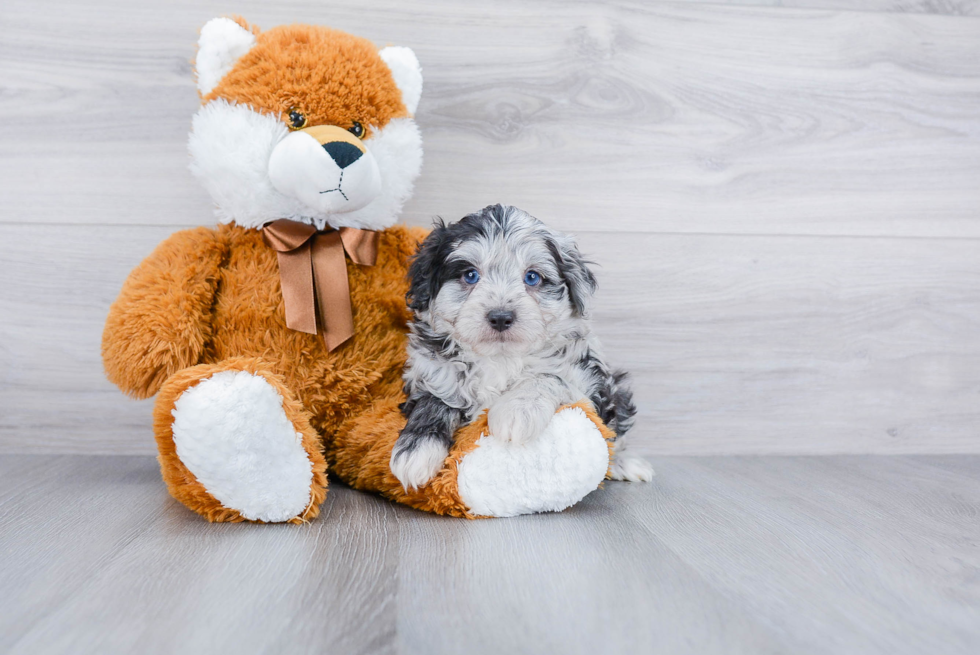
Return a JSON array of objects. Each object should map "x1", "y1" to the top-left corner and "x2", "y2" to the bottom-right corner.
[
  {"x1": 195, "y1": 17, "x2": 258, "y2": 96},
  {"x1": 189, "y1": 100, "x2": 422, "y2": 230},
  {"x1": 171, "y1": 369, "x2": 318, "y2": 522},
  {"x1": 457, "y1": 405, "x2": 611, "y2": 517},
  {"x1": 204, "y1": 20, "x2": 407, "y2": 129},
  {"x1": 153, "y1": 358, "x2": 327, "y2": 524},
  {"x1": 188, "y1": 18, "x2": 423, "y2": 230},
  {"x1": 378, "y1": 47, "x2": 422, "y2": 115},
  {"x1": 109, "y1": 222, "x2": 427, "y2": 521},
  {"x1": 103, "y1": 20, "x2": 625, "y2": 523},
  {"x1": 331, "y1": 399, "x2": 614, "y2": 518},
  {"x1": 392, "y1": 205, "x2": 653, "y2": 490},
  {"x1": 107, "y1": 223, "x2": 425, "y2": 428}
]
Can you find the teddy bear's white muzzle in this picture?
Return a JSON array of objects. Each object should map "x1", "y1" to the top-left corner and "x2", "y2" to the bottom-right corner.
[{"x1": 268, "y1": 128, "x2": 382, "y2": 214}]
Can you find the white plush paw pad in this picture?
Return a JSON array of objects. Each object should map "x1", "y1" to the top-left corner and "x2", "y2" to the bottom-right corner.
[
  {"x1": 390, "y1": 440, "x2": 450, "y2": 491},
  {"x1": 171, "y1": 371, "x2": 314, "y2": 522},
  {"x1": 608, "y1": 453, "x2": 656, "y2": 482},
  {"x1": 457, "y1": 407, "x2": 610, "y2": 518}
]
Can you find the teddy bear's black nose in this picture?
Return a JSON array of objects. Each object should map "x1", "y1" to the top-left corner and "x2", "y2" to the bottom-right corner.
[{"x1": 322, "y1": 141, "x2": 363, "y2": 169}]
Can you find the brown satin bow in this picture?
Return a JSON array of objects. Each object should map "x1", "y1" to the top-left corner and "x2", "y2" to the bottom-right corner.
[{"x1": 262, "y1": 219, "x2": 378, "y2": 351}]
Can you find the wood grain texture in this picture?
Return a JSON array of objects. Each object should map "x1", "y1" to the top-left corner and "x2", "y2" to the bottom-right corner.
[
  {"x1": 1, "y1": 0, "x2": 978, "y2": 236},
  {"x1": 1, "y1": 454, "x2": 978, "y2": 654},
  {"x1": 3, "y1": 225, "x2": 979, "y2": 455},
  {"x1": 2, "y1": 0, "x2": 979, "y2": 455},
  {"x1": 592, "y1": 231, "x2": 980, "y2": 454},
  {"x1": 668, "y1": 1, "x2": 980, "y2": 16},
  {"x1": 0, "y1": 456, "x2": 398, "y2": 655}
]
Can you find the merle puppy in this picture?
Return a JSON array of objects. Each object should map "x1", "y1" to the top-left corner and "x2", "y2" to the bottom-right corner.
[{"x1": 390, "y1": 204, "x2": 654, "y2": 490}]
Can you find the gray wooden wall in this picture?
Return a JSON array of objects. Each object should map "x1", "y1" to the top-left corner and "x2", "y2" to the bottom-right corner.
[{"x1": 2, "y1": 0, "x2": 978, "y2": 455}]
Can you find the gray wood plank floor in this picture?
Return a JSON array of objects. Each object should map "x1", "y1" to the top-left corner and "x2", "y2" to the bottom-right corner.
[{"x1": 2, "y1": 454, "x2": 978, "y2": 655}]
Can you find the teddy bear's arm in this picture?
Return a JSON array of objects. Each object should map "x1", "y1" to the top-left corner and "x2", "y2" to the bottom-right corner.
[{"x1": 102, "y1": 227, "x2": 227, "y2": 399}]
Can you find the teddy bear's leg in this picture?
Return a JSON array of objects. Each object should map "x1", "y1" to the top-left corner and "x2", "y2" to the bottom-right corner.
[
  {"x1": 153, "y1": 358, "x2": 327, "y2": 523},
  {"x1": 331, "y1": 399, "x2": 612, "y2": 518},
  {"x1": 454, "y1": 403, "x2": 612, "y2": 517}
]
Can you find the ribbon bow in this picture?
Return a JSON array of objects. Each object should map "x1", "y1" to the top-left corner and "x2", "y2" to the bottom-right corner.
[{"x1": 262, "y1": 219, "x2": 378, "y2": 351}]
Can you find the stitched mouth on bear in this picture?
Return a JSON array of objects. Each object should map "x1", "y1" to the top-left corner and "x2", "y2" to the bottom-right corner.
[
  {"x1": 319, "y1": 170, "x2": 349, "y2": 201},
  {"x1": 266, "y1": 122, "x2": 384, "y2": 216}
]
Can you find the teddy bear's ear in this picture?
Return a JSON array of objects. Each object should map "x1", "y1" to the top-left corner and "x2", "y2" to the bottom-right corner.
[
  {"x1": 195, "y1": 17, "x2": 258, "y2": 96},
  {"x1": 379, "y1": 47, "x2": 423, "y2": 115}
]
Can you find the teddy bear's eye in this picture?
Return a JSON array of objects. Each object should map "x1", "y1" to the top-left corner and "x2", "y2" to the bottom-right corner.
[
  {"x1": 287, "y1": 108, "x2": 307, "y2": 131},
  {"x1": 348, "y1": 121, "x2": 364, "y2": 138}
]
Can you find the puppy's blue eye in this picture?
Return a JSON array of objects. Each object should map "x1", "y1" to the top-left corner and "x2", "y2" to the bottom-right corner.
[
  {"x1": 462, "y1": 269, "x2": 480, "y2": 285},
  {"x1": 524, "y1": 270, "x2": 541, "y2": 287}
]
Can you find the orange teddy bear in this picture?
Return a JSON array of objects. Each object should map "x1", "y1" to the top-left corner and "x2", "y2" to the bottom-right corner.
[{"x1": 102, "y1": 18, "x2": 614, "y2": 522}]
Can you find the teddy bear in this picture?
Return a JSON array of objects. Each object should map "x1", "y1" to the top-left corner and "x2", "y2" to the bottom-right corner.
[{"x1": 101, "y1": 17, "x2": 614, "y2": 523}]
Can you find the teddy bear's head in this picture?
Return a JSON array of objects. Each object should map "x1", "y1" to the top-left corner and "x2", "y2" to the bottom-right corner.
[{"x1": 188, "y1": 17, "x2": 423, "y2": 231}]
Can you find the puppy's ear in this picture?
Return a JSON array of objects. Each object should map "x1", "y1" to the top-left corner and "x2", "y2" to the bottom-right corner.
[
  {"x1": 546, "y1": 233, "x2": 597, "y2": 317},
  {"x1": 407, "y1": 220, "x2": 453, "y2": 312}
]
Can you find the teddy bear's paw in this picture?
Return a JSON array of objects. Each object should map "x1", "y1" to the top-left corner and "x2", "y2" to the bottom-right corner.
[
  {"x1": 457, "y1": 406, "x2": 610, "y2": 518},
  {"x1": 170, "y1": 370, "x2": 317, "y2": 522}
]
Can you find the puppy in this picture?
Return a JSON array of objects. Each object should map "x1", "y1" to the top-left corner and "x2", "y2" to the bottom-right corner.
[{"x1": 390, "y1": 204, "x2": 655, "y2": 490}]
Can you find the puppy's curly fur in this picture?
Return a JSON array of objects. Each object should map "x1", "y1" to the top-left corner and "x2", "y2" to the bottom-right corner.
[{"x1": 390, "y1": 204, "x2": 653, "y2": 490}]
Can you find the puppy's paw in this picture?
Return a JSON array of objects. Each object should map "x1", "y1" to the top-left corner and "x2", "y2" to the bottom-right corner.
[
  {"x1": 487, "y1": 396, "x2": 555, "y2": 445},
  {"x1": 608, "y1": 452, "x2": 656, "y2": 482},
  {"x1": 390, "y1": 438, "x2": 449, "y2": 491}
]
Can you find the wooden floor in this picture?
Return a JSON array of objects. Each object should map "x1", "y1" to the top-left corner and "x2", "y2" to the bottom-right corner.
[{"x1": 2, "y1": 454, "x2": 978, "y2": 655}]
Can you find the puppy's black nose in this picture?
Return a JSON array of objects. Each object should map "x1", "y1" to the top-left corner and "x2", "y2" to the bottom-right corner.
[
  {"x1": 487, "y1": 309, "x2": 515, "y2": 332},
  {"x1": 322, "y1": 141, "x2": 363, "y2": 169}
]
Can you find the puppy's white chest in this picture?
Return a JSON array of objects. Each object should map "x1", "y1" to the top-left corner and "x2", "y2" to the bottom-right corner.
[
  {"x1": 465, "y1": 354, "x2": 585, "y2": 416},
  {"x1": 467, "y1": 358, "x2": 523, "y2": 410}
]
